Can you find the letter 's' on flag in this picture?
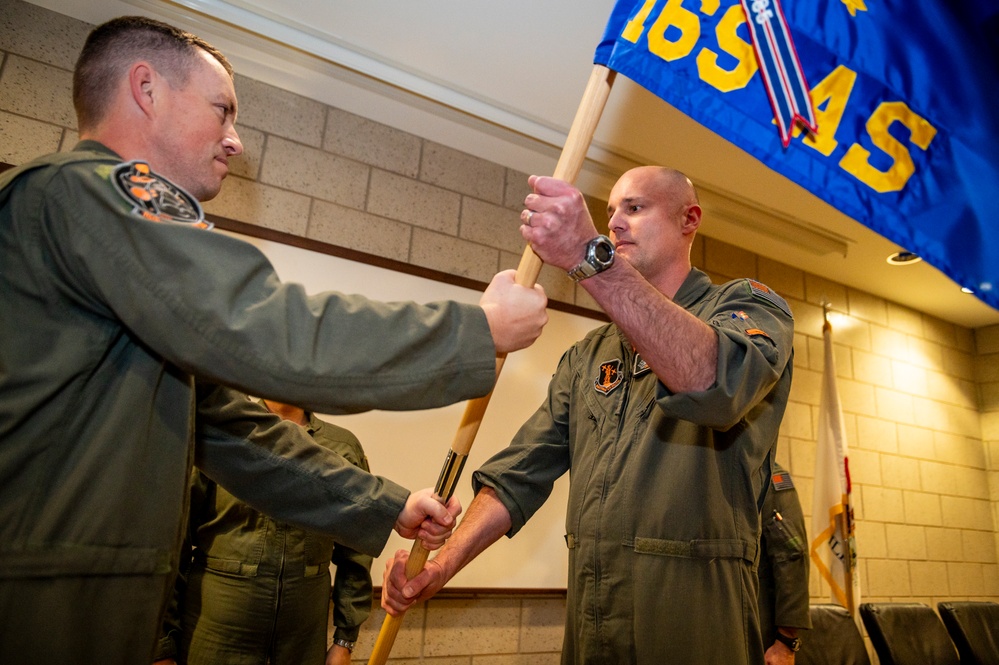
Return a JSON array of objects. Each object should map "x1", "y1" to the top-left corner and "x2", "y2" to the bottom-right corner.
[
  {"x1": 810, "y1": 319, "x2": 860, "y2": 613},
  {"x1": 594, "y1": 0, "x2": 999, "y2": 311}
]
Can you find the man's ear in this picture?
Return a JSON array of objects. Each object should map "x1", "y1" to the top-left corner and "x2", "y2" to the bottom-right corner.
[
  {"x1": 681, "y1": 204, "x2": 702, "y2": 235},
  {"x1": 128, "y1": 62, "x2": 157, "y2": 117}
]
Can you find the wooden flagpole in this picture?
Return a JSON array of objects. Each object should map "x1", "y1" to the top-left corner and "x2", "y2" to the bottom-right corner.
[{"x1": 366, "y1": 64, "x2": 616, "y2": 665}]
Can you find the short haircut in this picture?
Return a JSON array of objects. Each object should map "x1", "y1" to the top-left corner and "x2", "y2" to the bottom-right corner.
[{"x1": 73, "y1": 16, "x2": 234, "y2": 131}]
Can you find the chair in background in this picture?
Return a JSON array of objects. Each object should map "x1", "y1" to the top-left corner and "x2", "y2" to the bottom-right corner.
[
  {"x1": 859, "y1": 602, "x2": 960, "y2": 665},
  {"x1": 796, "y1": 604, "x2": 871, "y2": 665},
  {"x1": 937, "y1": 601, "x2": 999, "y2": 665}
]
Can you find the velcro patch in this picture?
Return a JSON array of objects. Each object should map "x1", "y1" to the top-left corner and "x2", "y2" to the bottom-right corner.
[
  {"x1": 112, "y1": 161, "x2": 210, "y2": 229},
  {"x1": 747, "y1": 280, "x2": 792, "y2": 318},
  {"x1": 745, "y1": 328, "x2": 771, "y2": 340},
  {"x1": 594, "y1": 358, "x2": 624, "y2": 395},
  {"x1": 772, "y1": 471, "x2": 795, "y2": 490}
]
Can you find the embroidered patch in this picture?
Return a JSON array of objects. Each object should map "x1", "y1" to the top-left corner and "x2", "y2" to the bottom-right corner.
[
  {"x1": 594, "y1": 359, "x2": 624, "y2": 395},
  {"x1": 745, "y1": 328, "x2": 772, "y2": 340},
  {"x1": 746, "y1": 280, "x2": 792, "y2": 318},
  {"x1": 731, "y1": 311, "x2": 749, "y2": 321},
  {"x1": 111, "y1": 161, "x2": 211, "y2": 229},
  {"x1": 632, "y1": 354, "x2": 651, "y2": 377},
  {"x1": 772, "y1": 470, "x2": 795, "y2": 490}
]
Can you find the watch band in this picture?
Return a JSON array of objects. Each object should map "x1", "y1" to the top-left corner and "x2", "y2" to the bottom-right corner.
[
  {"x1": 567, "y1": 260, "x2": 598, "y2": 282},
  {"x1": 774, "y1": 631, "x2": 801, "y2": 652},
  {"x1": 333, "y1": 638, "x2": 356, "y2": 653}
]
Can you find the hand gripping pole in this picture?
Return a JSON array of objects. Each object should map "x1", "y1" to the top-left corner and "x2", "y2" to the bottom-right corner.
[{"x1": 367, "y1": 64, "x2": 615, "y2": 665}]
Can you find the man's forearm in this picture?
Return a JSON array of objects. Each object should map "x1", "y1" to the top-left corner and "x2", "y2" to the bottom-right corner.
[
  {"x1": 580, "y1": 262, "x2": 718, "y2": 392},
  {"x1": 429, "y1": 486, "x2": 513, "y2": 583}
]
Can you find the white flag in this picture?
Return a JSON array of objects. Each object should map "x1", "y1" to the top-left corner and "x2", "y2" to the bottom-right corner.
[{"x1": 809, "y1": 320, "x2": 860, "y2": 613}]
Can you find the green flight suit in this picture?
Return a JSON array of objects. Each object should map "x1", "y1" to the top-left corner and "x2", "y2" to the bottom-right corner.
[
  {"x1": 157, "y1": 410, "x2": 374, "y2": 664},
  {"x1": 757, "y1": 462, "x2": 811, "y2": 650},
  {"x1": 0, "y1": 142, "x2": 496, "y2": 664},
  {"x1": 473, "y1": 268, "x2": 794, "y2": 665}
]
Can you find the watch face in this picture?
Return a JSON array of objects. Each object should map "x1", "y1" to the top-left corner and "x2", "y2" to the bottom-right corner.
[{"x1": 594, "y1": 242, "x2": 613, "y2": 262}]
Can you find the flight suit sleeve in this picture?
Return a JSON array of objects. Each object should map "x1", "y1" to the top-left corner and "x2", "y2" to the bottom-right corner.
[
  {"x1": 472, "y1": 347, "x2": 575, "y2": 536},
  {"x1": 763, "y1": 481, "x2": 811, "y2": 631},
  {"x1": 194, "y1": 384, "x2": 407, "y2": 557},
  {"x1": 327, "y1": 430, "x2": 375, "y2": 643},
  {"x1": 39, "y1": 161, "x2": 498, "y2": 415},
  {"x1": 657, "y1": 281, "x2": 794, "y2": 430}
]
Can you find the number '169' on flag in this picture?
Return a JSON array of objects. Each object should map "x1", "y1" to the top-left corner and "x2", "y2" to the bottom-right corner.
[{"x1": 593, "y1": 0, "x2": 999, "y2": 312}]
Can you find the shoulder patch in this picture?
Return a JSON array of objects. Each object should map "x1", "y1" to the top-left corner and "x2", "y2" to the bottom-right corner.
[
  {"x1": 772, "y1": 469, "x2": 795, "y2": 490},
  {"x1": 746, "y1": 279, "x2": 792, "y2": 318},
  {"x1": 111, "y1": 161, "x2": 211, "y2": 229}
]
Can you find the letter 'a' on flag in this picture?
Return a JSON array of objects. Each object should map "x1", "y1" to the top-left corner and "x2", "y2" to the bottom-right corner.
[
  {"x1": 809, "y1": 318, "x2": 860, "y2": 613},
  {"x1": 593, "y1": 0, "x2": 999, "y2": 311}
]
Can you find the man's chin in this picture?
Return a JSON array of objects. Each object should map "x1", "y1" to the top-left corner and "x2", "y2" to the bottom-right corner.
[{"x1": 196, "y1": 176, "x2": 225, "y2": 202}]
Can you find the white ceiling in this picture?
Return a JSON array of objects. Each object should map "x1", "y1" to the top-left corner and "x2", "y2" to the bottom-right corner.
[{"x1": 33, "y1": 0, "x2": 999, "y2": 328}]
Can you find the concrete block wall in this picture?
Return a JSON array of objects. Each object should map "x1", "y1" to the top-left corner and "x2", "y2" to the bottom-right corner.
[{"x1": 3, "y1": 1, "x2": 997, "y2": 661}]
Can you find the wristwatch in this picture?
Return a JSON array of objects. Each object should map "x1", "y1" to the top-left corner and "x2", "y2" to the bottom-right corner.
[
  {"x1": 774, "y1": 631, "x2": 801, "y2": 652},
  {"x1": 567, "y1": 235, "x2": 615, "y2": 282},
  {"x1": 333, "y1": 638, "x2": 356, "y2": 653}
]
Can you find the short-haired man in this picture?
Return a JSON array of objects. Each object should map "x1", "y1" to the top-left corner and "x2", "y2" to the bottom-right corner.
[{"x1": 0, "y1": 16, "x2": 547, "y2": 663}]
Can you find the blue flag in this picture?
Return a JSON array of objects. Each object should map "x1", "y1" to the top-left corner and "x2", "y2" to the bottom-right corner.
[{"x1": 595, "y1": 0, "x2": 999, "y2": 311}]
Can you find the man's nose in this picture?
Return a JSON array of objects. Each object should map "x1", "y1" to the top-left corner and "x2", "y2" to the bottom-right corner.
[{"x1": 223, "y1": 129, "x2": 243, "y2": 156}]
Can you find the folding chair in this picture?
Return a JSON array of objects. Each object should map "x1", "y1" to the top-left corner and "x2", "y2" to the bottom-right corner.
[
  {"x1": 859, "y1": 602, "x2": 959, "y2": 665},
  {"x1": 938, "y1": 601, "x2": 999, "y2": 665},
  {"x1": 796, "y1": 604, "x2": 871, "y2": 665}
]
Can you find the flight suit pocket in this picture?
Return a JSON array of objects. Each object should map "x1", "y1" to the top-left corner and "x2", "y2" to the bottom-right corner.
[{"x1": 762, "y1": 509, "x2": 805, "y2": 562}]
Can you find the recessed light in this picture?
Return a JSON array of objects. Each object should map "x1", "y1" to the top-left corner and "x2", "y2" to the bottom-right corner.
[{"x1": 886, "y1": 251, "x2": 922, "y2": 265}]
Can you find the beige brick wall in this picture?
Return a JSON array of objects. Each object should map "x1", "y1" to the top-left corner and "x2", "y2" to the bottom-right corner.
[{"x1": 3, "y1": 1, "x2": 997, "y2": 661}]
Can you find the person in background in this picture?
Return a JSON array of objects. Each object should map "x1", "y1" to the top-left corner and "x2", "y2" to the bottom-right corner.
[
  {"x1": 156, "y1": 400, "x2": 376, "y2": 665},
  {"x1": 757, "y1": 461, "x2": 811, "y2": 664},
  {"x1": 0, "y1": 15, "x2": 547, "y2": 664},
  {"x1": 381, "y1": 166, "x2": 795, "y2": 665}
]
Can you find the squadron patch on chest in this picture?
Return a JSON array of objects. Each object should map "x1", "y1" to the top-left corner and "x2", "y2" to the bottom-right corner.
[
  {"x1": 632, "y1": 354, "x2": 651, "y2": 377},
  {"x1": 594, "y1": 358, "x2": 624, "y2": 395},
  {"x1": 111, "y1": 161, "x2": 211, "y2": 229}
]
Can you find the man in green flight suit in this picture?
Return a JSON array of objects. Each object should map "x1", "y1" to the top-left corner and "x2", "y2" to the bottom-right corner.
[
  {"x1": 382, "y1": 166, "x2": 795, "y2": 665},
  {"x1": 0, "y1": 16, "x2": 548, "y2": 664},
  {"x1": 156, "y1": 400, "x2": 377, "y2": 665}
]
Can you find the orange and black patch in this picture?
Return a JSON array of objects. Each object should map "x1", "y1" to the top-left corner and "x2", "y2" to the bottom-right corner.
[
  {"x1": 111, "y1": 161, "x2": 210, "y2": 229},
  {"x1": 594, "y1": 358, "x2": 624, "y2": 395}
]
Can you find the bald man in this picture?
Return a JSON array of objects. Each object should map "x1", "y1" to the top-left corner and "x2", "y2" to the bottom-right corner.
[{"x1": 382, "y1": 167, "x2": 795, "y2": 665}]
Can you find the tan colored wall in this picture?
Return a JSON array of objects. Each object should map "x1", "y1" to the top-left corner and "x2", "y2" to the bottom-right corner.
[{"x1": 3, "y1": 1, "x2": 996, "y2": 661}]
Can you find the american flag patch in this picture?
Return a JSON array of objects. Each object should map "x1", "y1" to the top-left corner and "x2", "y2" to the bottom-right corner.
[
  {"x1": 747, "y1": 280, "x2": 792, "y2": 318},
  {"x1": 772, "y1": 471, "x2": 795, "y2": 491}
]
